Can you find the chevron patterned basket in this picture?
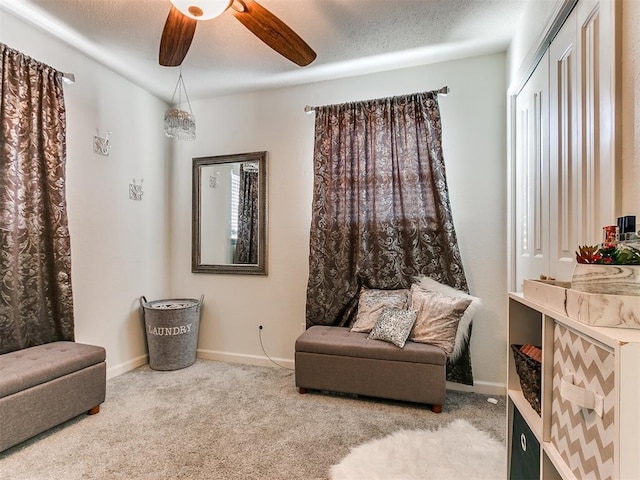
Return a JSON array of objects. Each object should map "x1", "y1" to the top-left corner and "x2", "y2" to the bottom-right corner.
[{"x1": 511, "y1": 344, "x2": 542, "y2": 415}]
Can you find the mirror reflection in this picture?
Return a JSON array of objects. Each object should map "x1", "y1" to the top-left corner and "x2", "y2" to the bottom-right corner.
[{"x1": 192, "y1": 152, "x2": 267, "y2": 275}]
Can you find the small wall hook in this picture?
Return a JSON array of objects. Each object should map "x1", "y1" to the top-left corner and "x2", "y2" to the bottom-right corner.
[
  {"x1": 93, "y1": 131, "x2": 111, "y2": 156},
  {"x1": 129, "y1": 178, "x2": 144, "y2": 201}
]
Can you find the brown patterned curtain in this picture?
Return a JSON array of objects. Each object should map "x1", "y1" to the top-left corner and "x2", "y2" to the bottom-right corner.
[
  {"x1": 0, "y1": 43, "x2": 74, "y2": 355},
  {"x1": 234, "y1": 164, "x2": 259, "y2": 264},
  {"x1": 305, "y1": 90, "x2": 473, "y2": 384}
]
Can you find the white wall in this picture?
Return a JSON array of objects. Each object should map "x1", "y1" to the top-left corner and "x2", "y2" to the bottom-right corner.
[
  {"x1": 170, "y1": 54, "x2": 508, "y2": 391},
  {"x1": 0, "y1": 10, "x2": 171, "y2": 378},
  {"x1": 506, "y1": 0, "x2": 560, "y2": 85}
]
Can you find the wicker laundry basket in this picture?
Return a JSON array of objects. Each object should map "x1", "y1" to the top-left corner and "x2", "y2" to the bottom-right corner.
[
  {"x1": 140, "y1": 295, "x2": 204, "y2": 371},
  {"x1": 510, "y1": 344, "x2": 541, "y2": 415}
]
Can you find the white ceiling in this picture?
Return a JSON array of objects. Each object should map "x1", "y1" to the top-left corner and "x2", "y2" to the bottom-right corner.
[{"x1": 1, "y1": 0, "x2": 532, "y2": 102}]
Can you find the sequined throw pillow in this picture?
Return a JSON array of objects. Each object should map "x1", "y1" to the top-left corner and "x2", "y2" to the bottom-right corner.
[
  {"x1": 367, "y1": 307, "x2": 417, "y2": 348},
  {"x1": 351, "y1": 288, "x2": 410, "y2": 333}
]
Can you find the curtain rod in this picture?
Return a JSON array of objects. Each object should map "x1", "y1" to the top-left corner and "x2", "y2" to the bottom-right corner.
[
  {"x1": 62, "y1": 73, "x2": 75, "y2": 85},
  {"x1": 304, "y1": 86, "x2": 450, "y2": 113}
]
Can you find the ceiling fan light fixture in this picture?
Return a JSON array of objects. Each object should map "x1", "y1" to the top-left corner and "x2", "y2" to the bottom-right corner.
[{"x1": 169, "y1": 0, "x2": 232, "y2": 20}]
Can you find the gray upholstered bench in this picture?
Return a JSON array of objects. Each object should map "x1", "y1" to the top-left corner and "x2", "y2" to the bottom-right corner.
[
  {"x1": 0, "y1": 341, "x2": 106, "y2": 452},
  {"x1": 295, "y1": 326, "x2": 446, "y2": 412}
]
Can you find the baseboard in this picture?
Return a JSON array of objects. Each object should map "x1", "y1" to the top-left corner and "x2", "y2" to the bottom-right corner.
[
  {"x1": 107, "y1": 350, "x2": 505, "y2": 395},
  {"x1": 446, "y1": 380, "x2": 506, "y2": 396},
  {"x1": 106, "y1": 350, "x2": 293, "y2": 379},
  {"x1": 196, "y1": 350, "x2": 506, "y2": 396},
  {"x1": 107, "y1": 354, "x2": 148, "y2": 379},
  {"x1": 197, "y1": 349, "x2": 295, "y2": 370}
]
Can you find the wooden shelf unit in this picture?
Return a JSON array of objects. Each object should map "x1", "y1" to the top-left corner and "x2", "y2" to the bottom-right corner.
[{"x1": 507, "y1": 292, "x2": 640, "y2": 480}]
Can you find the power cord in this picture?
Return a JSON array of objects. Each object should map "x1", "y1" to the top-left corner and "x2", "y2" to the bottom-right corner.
[{"x1": 258, "y1": 325, "x2": 294, "y2": 370}]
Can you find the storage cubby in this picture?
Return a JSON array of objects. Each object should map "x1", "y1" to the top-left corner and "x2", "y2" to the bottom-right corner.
[
  {"x1": 507, "y1": 292, "x2": 640, "y2": 479},
  {"x1": 507, "y1": 297, "x2": 543, "y2": 438}
]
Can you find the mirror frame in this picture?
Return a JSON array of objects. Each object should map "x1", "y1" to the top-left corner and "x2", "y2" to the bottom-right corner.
[{"x1": 192, "y1": 151, "x2": 268, "y2": 275}]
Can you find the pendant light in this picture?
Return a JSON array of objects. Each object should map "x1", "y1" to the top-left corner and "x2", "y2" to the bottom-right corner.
[{"x1": 164, "y1": 69, "x2": 196, "y2": 141}]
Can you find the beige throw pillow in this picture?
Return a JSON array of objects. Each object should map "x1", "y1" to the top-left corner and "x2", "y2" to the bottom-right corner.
[
  {"x1": 409, "y1": 284, "x2": 472, "y2": 355},
  {"x1": 413, "y1": 276, "x2": 481, "y2": 361},
  {"x1": 351, "y1": 288, "x2": 409, "y2": 333}
]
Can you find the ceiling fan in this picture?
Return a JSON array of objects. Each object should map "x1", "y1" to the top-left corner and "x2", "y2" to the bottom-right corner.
[{"x1": 159, "y1": 0, "x2": 317, "y2": 67}]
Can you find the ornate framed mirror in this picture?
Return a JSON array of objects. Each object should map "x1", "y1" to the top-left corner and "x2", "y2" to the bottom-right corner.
[{"x1": 192, "y1": 151, "x2": 267, "y2": 275}]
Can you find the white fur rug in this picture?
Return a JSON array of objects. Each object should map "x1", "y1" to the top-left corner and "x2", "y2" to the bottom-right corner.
[{"x1": 330, "y1": 419, "x2": 506, "y2": 480}]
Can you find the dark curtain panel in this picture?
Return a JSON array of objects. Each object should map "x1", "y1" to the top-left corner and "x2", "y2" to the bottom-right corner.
[
  {"x1": 305, "y1": 90, "x2": 473, "y2": 384},
  {"x1": 0, "y1": 43, "x2": 74, "y2": 355},
  {"x1": 234, "y1": 166, "x2": 259, "y2": 264}
]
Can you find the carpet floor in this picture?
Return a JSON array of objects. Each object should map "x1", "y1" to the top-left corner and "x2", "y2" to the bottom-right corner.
[{"x1": 0, "y1": 360, "x2": 506, "y2": 479}]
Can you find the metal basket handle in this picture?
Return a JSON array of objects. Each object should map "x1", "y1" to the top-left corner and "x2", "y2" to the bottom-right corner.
[{"x1": 197, "y1": 294, "x2": 204, "y2": 313}]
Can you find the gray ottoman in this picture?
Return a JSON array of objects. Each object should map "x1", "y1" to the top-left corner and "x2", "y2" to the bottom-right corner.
[
  {"x1": 0, "y1": 341, "x2": 106, "y2": 452},
  {"x1": 295, "y1": 326, "x2": 446, "y2": 412}
]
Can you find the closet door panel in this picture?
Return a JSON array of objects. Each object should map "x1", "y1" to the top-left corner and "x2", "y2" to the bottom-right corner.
[
  {"x1": 549, "y1": 10, "x2": 580, "y2": 282},
  {"x1": 515, "y1": 54, "x2": 550, "y2": 290},
  {"x1": 577, "y1": 0, "x2": 600, "y2": 243},
  {"x1": 576, "y1": 0, "x2": 619, "y2": 244}
]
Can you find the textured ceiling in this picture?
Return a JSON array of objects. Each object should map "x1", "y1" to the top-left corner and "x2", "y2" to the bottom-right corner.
[{"x1": 1, "y1": 0, "x2": 533, "y2": 102}]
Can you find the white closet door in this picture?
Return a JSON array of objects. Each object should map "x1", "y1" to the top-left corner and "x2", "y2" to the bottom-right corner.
[
  {"x1": 575, "y1": 0, "x2": 619, "y2": 245},
  {"x1": 549, "y1": 8, "x2": 581, "y2": 282},
  {"x1": 508, "y1": 0, "x2": 620, "y2": 291},
  {"x1": 548, "y1": 0, "x2": 620, "y2": 282},
  {"x1": 515, "y1": 52, "x2": 550, "y2": 291}
]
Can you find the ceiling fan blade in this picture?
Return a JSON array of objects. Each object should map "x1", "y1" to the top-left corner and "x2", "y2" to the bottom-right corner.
[
  {"x1": 231, "y1": 0, "x2": 316, "y2": 67},
  {"x1": 159, "y1": 6, "x2": 198, "y2": 66}
]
